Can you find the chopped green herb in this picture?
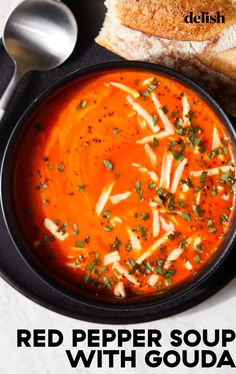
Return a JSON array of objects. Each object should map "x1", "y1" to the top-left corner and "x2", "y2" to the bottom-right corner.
[
  {"x1": 162, "y1": 106, "x2": 168, "y2": 114},
  {"x1": 193, "y1": 205, "x2": 203, "y2": 217},
  {"x1": 140, "y1": 90, "x2": 150, "y2": 99},
  {"x1": 75, "y1": 257, "x2": 82, "y2": 266},
  {"x1": 208, "y1": 227, "x2": 217, "y2": 233},
  {"x1": 152, "y1": 137, "x2": 158, "y2": 147},
  {"x1": 72, "y1": 223, "x2": 79, "y2": 236},
  {"x1": 76, "y1": 185, "x2": 86, "y2": 192},
  {"x1": 219, "y1": 172, "x2": 229, "y2": 181},
  {"x1": 188, "y1": 134, "x2": 201, "y2": 148},
  {"x1": 100, "y1": 266, "x2": 108, "y2": 273},
  {"x1": 168, "y1": 233, "x2": 175, "y2": 241},
  {"x1": 219, "y1": 170, "x2": 235, "y2": 185},
  {"x1": 75, "y1": 240, "x2": 84, "y2": 248},
  {"x1": 223, "y1": 146, "x2": 228, "y2": 154},
  {"x1": 127, "y1": 259, "x2": 139, "y2": 274},
  {"x1": 208, "y1": 150, "x2": 219, "y2": 159},
  {"x1": 180, "y1": 239, "x2": 188, "y2": 248},
  {"x1": 136, "y1": 225, "x2": 148, "y2": 238},
  {"x1": 220, "y1": 213, "x2": 229, "y2": 224},
  {"x1": 58, "y1": 221, "x2": 68, "y2": 235},
  {"x1": 140, "y1": 81, "x2": 158, "y2": 98},
  {"x1": 171, "y1": 110, "x2": 179, "y2": 118},
  {"x1": 168, "y1": 140, "x2": 178, "y2": 148},
  {"x1": 194, "y1": 255, "x2": 201, "y2": 264},
  {"x1": 157, "y1": 259, "x2": 164, "y2": 266},
  {"x1": 155, "y1": 266, "x2": 167, "y2": 276},
  {"x1": 156, "y1": 188, "x2": 171, "y2": 206},
  {"x1": 186, "y1": 111, "x2": 197, "y2": 124},
  {"x1": 113, "y1": 127, "x2": 120, "y2": 134},
  {"x1": 181, "y1": 213, "x2": 191, "y2": 221},
  {"x1": 104, "y1": 225, "x2": 113, "y2": 232},
  {"x1": 148, "y1": 83, "x2": 158, "y2": 92},
  {"x1": 152, "y1": 114, "x2": 158, "y2": 126},
  {"x1": 41, "y1": 183, "x2": 48, "y2": 191},
  {"x1": 208, "y1": 147, "x2": 226, "y2": 159},
  {"x1": 176, "y1": 128, "x2": 185, "y2": 136},
  {"x1": 165, "y1": 269, "x2": 176, "y2": 278},
  {"x1": 82, "y1": 273, "x2": 90, "y2": 284},
  {"x1": 126, "y1": 244, "x2": 132, "y2": 251},
  {"x1": 140, "y1": 212, "x2": 150, "y2": 220},
  {"x1": 135, "y1": 181, "x2": 143, "y2": 201},
  {"x1": 211, "y1": 190, "x2": 217, "y2": 196},
  {"x1": 43, "y1": 199, "x2": 49, "y2": 206},
  {"x1": 207, "y1": 219, "x2": 213, "y2": 226},
  {"x1": 79, "y1": 100, "x2": 87, "y2": 108},
  {"x1": 148, "y1": 181, "x2": 156, "y2": 189},
  {"x1": 87, "y1": 262, "x2": 97, "y2": 273},
  {"x1": 193, "y1": 245, "x2": 203, "y2": 253},
  {"x1": 103, "y1": 159, "x2": 113, "y2": 171},
  {"x1": 111, "y1": 236, "x2": 122, "y2": 250},
  {"x1": 170, "y1": 150, "x2": 184, "y2": 161},
  {"x1": 167, "y1": 197, "x2": 175, "y2": 211},
  {"x1": 182, "y1": 179, "x2": 194, "y2": 188},
  {"x1": 144, "y1": 261, "x2": 152, "y2": 274},
  {"x1": 200, "y1": 171, "x2": 207, "y2": 183},
  {"x1": 199, "y1": 145, "x2": 206, "y2": 153},
  {"x1": 156, "y1": 196, "x2": 164, "y2": 205},
  {"x1": 58, "y1": 164, "x2": 65, "y2": 172},
  {"x1": 165, "y1": 278, "x2": 172, "y2": 287},
  {"x1": 103, "y1": 210, "x2": 111, "y2": 219}
]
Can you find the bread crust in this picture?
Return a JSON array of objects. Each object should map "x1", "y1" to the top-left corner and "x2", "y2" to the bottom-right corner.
[
  {"x1": 198, "y1": 48, "x2": 236, "y2": 79},
  {"x1": 96, "y1": 16, "x2": 236, "y2": 115},
  {"x1": 115, "y1": 0, "x2": 236, "y2": 41}
]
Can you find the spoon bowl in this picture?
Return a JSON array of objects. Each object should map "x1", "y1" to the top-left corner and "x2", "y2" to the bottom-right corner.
[{"x1": 0, "y1": 0, "x2": 78, "y2": 120}]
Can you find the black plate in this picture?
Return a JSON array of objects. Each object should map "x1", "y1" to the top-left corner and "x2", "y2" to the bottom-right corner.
[{"x1": 0, "y1": 0, "x2": 235, "y2": 324}]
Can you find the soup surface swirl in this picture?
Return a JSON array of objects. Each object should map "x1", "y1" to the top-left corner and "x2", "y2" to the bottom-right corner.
[{"x1": 14, "y1": 70, "x2": 236, "y2": 298}]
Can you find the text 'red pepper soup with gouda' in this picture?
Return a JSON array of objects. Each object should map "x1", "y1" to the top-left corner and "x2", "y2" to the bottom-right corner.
[{"x1": 14, "y1": 70, "x2": 236, "y2": 298}]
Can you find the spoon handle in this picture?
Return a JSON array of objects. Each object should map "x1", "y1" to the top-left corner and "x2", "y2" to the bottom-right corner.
[{"x1": 0, "y1": 68, "x2": 22, "y2": 122}]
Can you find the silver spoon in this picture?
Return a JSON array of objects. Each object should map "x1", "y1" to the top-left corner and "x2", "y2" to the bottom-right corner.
[{"x1": 0, "y1": 0, "x2": 78, "y2": 121}]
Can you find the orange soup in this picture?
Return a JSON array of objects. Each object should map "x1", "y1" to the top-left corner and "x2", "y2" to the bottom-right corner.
[{"x1": 14, "y1": 69, "x2": 236, "y2": 298}]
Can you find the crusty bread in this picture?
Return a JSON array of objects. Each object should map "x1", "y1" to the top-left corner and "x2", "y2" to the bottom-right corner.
[
  {"x1": 198, "y1": 48, "x2": 236, "y2": 80},
  {"x1": 96, "y1": 0, "x2": 236, "y2": 115},
  {"x1": 116, "y1": 0, "x2": 236, "y2": 41}
]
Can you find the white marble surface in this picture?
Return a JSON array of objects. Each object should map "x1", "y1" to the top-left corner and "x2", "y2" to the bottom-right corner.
[
  {"x1": 0, "y1": 0, "x2": 21, "y2": 37},
  {"x1": 0, "y1": 1, "x2": 236, "y2": 373},
  {"x1": 0, "y1": 276, "x2": 236, "y2": 374}
]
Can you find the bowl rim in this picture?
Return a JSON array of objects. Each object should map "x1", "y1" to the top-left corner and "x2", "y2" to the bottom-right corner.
[{"x1": 1, "y1": 60, "x2": 236, "y2": 322}]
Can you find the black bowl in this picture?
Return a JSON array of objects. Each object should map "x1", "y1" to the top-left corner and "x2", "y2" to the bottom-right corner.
[{"x1": 1, "y1": 61, "x2": 236, "y2": 323}]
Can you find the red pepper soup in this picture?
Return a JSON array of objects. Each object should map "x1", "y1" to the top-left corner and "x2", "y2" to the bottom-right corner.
[{"x1": 13, "y1": 70, "x2": 236, "y2": 298}]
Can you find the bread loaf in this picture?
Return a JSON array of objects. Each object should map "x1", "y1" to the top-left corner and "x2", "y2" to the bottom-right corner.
[
  {"x1": 96, "y1": 0, "x2": 236, "y2": 115},
  {"x1": 115, "y1": 0, "x2": 236, "y2": 41}
]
